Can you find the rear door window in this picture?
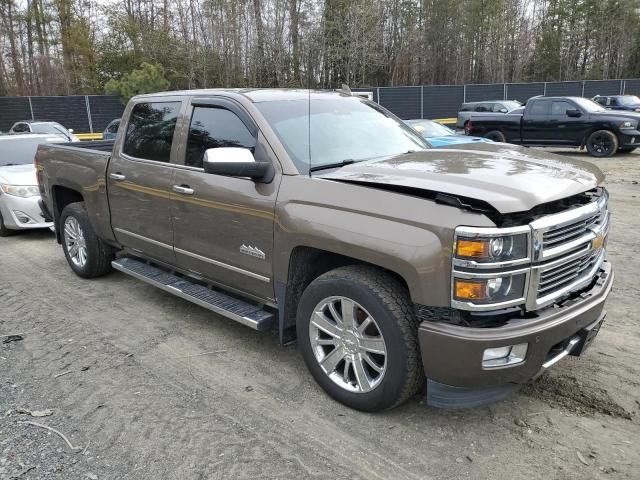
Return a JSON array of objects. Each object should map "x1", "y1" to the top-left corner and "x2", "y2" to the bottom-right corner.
[
  {"x1": 123, "y1": 102, "x2": 180, "y2": 162},
  {"x1": 185, "y1": 107, "x2": 256, "y2": 168}
]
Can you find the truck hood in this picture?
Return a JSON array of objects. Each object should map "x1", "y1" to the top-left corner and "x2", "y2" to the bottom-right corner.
[
  {"x1": 0, "y1": 164, "x2": 38, "y2": 185},
  {"x1": 318, "y1": 143, "x2": 603, "y2": 214}
]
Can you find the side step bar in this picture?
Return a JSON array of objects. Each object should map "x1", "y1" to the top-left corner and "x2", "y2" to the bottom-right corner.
[{"x1": 112, "y1": 257, "x2": 274, "y2": 331}]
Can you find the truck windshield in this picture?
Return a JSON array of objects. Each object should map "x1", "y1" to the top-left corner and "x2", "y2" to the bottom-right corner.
[
  {"x1": 503, "y1": 101, "x2": 522, "y2": 111},
  {"x1": 618, "y1": 95, "x2": 640, "y2": 105},
  {"x1": 571, "y1": 97, "x2": 607, "y2": 113},
  {"x1": 255, "y1": 96, "x2": 428, "y2": 173}
]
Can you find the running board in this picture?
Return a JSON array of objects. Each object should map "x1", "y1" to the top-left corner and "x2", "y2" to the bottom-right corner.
[{"x1": 112, "y1": 257, "x2": 274, "y2": 331}]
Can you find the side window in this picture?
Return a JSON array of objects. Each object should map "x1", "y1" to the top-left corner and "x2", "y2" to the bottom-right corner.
[
  {"x1": 608, "y1": 97, "x2": 617, "y2": 106},
  {"x1": 551, "y1": 101, "x2": 572, "y2": 116},
  {"x1": 123, "y1": 102, "x2": 180, "y2": 162},
  {"x1": 459, "y1": 104, "x2": 470, "y2": 112},
  {"x1": 492, "y1": 103, "x2": 505, "y2": 112},
  {"x1": 185, "y1": 107, "x2": 257, "y2": 168},
  {"x1": 107, "y1": 121, "x2": 119, "y2": 133},
  {"x1": 13, "y1": 123, "x2": 28, "y2": 132},
  {"x1": 529, "y1": 101, "x2": 551, "y2": 116},
  {"x1": 475, "y1": 104, "x2": 488, "y2": 112}
]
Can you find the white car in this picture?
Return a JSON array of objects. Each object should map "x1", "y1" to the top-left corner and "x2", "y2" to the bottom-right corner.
[
  {"x1": 9, "y1": 120, "x2": 79, "y2": 142},
  {"x1": 0, "y1": 134, "x2": 68, "y2": 235}
]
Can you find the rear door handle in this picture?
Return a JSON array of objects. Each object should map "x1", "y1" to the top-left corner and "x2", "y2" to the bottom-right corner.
[
  {"x1": 109, "y1": 173, "x2": 126, "y2": 181},
  {"x1": 172, "y1": 185, "x2": 195, "y2": 195}
]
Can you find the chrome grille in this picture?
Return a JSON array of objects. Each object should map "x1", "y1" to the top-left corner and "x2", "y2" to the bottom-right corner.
[
  {"x1": 537, "y1": 248, "x2": 599, "y2": 298},
  {"x1": 542, "y1": 211, "x2": 602, "y2": 249}
]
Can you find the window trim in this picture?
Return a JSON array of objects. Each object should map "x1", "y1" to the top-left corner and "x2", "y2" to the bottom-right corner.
[
  {"x1": 175, "y1": 97, "x2": 259, "y2": 170},
  {"x1": 119, "y1": 100, "x2": 183, "y2": 165}
]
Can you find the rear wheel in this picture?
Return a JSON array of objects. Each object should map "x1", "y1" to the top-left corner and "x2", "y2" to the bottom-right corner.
[
  {"x1": 297, "y1": 265, "x2": 423, "y2": 411},
  {"x1": 464, "y1": 120, "x2": 471, "y2": 135},
  {"x1": 485, "y1": 130, "x2": 506, "y2": 142},
  {"x1": 60, "y1": 202, "x2": 114, "y2": 278},
  {"x1": 586, "y1": 130, "x2": 618, "y2": 157}
]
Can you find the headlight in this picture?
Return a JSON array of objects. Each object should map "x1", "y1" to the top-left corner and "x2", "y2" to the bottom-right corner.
[
  {"x1": 0, "y1": 184, "x2": 40, "y2": 198},
  {"x1": 452, "y1": 226, "x2": 531, "y2": 311},
  {"x1": 620, "y1": 121, "x2": 636, "y2": 129},
  {"x1": 453, "y1": 273, "x2": 527, "y2": 305},
  {"x1": 454, "y1": 227, "x2": 530, "y2": 265}
]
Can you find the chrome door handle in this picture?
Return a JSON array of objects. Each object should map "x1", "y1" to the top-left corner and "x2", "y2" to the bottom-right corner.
[
  {"x1": 172, "y1": 185, "x2": 195, "y2": 195},
  {"x1": 109, "y1": 173, "x2": 126, "y2": 181}
]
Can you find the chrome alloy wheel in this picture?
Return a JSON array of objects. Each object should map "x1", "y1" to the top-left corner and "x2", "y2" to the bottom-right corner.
[
  {"x1": 309, "y1": 296, "x2": 387, "y2": 393},
  {"x1": 63, "y1": 217, "x2": 87, "y2": 268}
]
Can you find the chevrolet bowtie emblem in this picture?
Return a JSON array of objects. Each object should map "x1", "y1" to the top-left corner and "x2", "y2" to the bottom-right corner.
[{"x1": 592, "y1": 232, "x2": 606, "y2": 250}]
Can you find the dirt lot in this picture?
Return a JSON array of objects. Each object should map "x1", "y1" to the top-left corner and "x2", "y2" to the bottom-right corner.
[{"x1": 1, "y1": 148, "x2": 639, "y2": 480}]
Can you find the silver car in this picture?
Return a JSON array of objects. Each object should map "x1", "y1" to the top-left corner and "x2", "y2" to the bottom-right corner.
[
  {"x1": 456, "y1": 100, "x2": 522, "y2": 129},
  {"x1": 9, "y1": 120, "x2": 79, "y2": 142},
  {"x1": 0, "y1": 134, "x2": 67, "y2": 235}
]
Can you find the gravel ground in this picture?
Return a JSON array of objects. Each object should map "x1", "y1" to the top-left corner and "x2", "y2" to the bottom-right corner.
[{"x1": 1, "y1": 148, "x2": 639, "y2": 480}]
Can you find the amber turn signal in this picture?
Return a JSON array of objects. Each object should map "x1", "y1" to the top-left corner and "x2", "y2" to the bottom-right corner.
[
  {"x1": 454, "y1": 279, "x2": 488, "y2": 300},
  {"x1": 456, "y1": 239, "x2": 490, "y2": 259}
]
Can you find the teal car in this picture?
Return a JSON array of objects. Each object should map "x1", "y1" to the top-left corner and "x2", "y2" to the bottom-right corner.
[{"x1": 405, "y1": 119, "x2": 494, "y2": 147}]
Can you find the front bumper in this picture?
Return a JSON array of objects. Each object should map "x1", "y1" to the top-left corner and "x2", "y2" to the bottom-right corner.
[
  {"x1": 418, "y1": 261, "x2": 613, "y2": 390},
  {"x1": 619, "y1": 130, "x2": 640, "y2": 148},
  {"x1": 0, "y1": 193, "x2": 53, "y2": 230}
]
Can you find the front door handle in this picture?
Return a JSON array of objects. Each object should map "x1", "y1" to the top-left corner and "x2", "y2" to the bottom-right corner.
[
  {"x1": 172, "y1": 185, "x2": 195, "y2": 195},
  {"x1": 109, "y1": 172, "x2": 126, "y2": 181}
]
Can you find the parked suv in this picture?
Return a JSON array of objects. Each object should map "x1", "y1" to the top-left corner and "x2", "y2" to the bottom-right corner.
[
  {"x1": 36, "y1": 89, "x2": 612, "y2": 411},
  {"x1": 457, "y1": 100, "x2": 521, "y2": 128},
  {"x1": 592, "y1": 95, "x2": 640, "y2": 112}
]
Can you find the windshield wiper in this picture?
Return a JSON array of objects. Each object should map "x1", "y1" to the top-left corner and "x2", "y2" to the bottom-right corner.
[{"x1": 309, "y1": 159, "x2": 355, "y2": 173}]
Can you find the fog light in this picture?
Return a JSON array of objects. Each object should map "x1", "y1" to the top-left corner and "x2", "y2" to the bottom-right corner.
[
  {"x1": 482, "y1": 343, "x2": 528, "y2": 368},
  {"x1": 13, "y1": 210, "x2": 35, "y2": 224}
]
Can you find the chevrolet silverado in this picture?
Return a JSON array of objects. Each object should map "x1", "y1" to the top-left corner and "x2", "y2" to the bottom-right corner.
[{"x1": 35, "y1": 89, "x2": 613, "y2": 411}]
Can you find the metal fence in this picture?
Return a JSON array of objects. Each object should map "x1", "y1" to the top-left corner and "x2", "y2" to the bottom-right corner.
[
  {"x1": 2, "y1": 79, "x2": 640, "y2": 133},
  {"x1": 354, "y1": 79, "x2": 640, "y2": 120},
  {"x1": 0, "y1": 95, "x2": 124, "y2": 133}
]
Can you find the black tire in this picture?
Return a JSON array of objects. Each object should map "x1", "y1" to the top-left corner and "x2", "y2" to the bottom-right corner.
[
  {"x1": 485, "y1": 130, "x2": 506, "y2": 142},
  {"x1": 463, "y1": 120, "x2": 471, "y2": 135},
  {"x1": 586, "y1": 130, "x2": 618, "y2": 157},
  {"x1": 296, "y1": 265, "x2": 423, "y2": 412},
  {"x1": 60, "y1": 202, "x2": 113, "y2": 278},
  {"x1": 618, "y1": 147, "x2": 637, "y2": 154},
  {"x1": 0, "y1": 211, "x2": 15, "y2": 237}
]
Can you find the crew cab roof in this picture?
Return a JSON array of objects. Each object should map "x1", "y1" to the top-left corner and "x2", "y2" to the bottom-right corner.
[{"x1": 133, "y1": 88, "x2": 353, "y2": 103}]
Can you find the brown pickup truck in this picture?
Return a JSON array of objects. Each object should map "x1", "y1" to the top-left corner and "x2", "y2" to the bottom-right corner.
[{"x1": 36, "y1": 89, "x2": 613, "y2": 411}]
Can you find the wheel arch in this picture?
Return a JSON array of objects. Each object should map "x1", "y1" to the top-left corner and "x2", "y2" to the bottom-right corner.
[
  {"x1": 274, "y1": 245, "x2": 414, "y2": 345},
  {"x1": 51, "y1": 185, "x2": 84, "y2": 243},
  {"x1": 580, "y1": 126, "x2": 619, "y2": 148}
]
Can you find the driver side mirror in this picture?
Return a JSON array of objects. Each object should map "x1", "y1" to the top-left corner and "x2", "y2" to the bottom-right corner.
[
  {"x1": 68, "y1": 128, "x2": 74, "y2": 133},
  {"x1": 203, "y1": 147, "x2": 274, "y2": 183},
  {"x1": 566, "y1": 109, "x2": 582, "y2": 118},
  {"x1": 499, "y1": 108, "x2": 508, "y2": 113}
]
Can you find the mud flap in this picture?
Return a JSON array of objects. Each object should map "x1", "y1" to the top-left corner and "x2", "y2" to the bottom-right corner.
[{"x1": 426, "y1": 379, "x2": 521, "y2": 409}]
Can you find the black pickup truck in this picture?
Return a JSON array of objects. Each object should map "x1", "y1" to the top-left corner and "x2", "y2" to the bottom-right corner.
[{"x1": 467, "y1": 96, "x2": 640, "y2": 157}]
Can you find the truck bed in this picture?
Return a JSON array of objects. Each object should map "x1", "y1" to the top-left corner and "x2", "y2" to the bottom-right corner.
[{"x1": 35, "y1": 141, "x2": 115, "y2": 243}]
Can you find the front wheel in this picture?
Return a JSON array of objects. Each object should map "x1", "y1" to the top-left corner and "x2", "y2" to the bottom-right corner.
[
  {"x1": 60, "y1": 202, "x2": 114, "y2": 278},
  {"x1": 296, "y1": 265, "x2": 423, "y2": 411},
  {"x1": 485, "y1": 130, "x2": 506, "y2": 142},
  {"x1": 586, "y1": 130, "x2": 618, "y2": 157}
]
